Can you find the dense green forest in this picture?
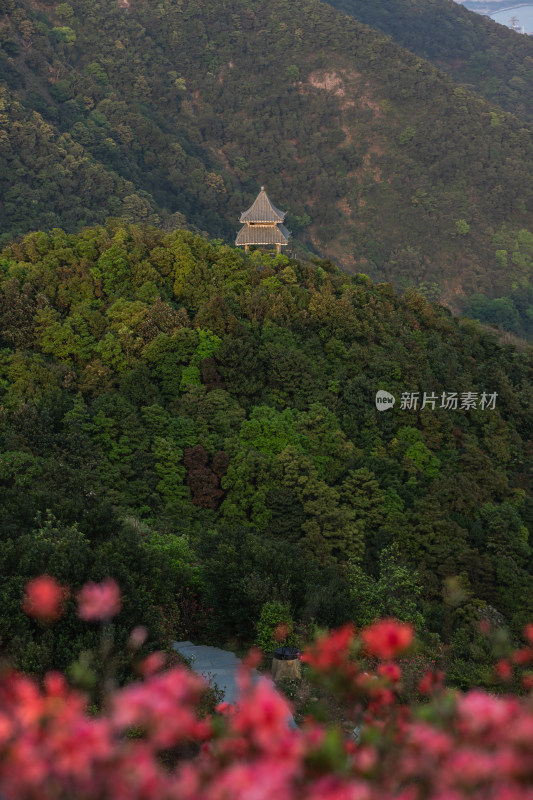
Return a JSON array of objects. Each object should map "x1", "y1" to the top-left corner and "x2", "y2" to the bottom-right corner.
[
  {"x1": 324, "y1": 0, "x2": 533, "y2": 125},
  {"x1": 3, "y1": 0, "x2": 533, "y2": 335},
  {"x1": 1, "y1": 223, "x2": 532, "y2": 686}
]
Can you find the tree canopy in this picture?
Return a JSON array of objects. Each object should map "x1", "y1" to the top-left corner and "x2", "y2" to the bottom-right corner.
[
  {"x1": 1, "y1": 223, "x2": 532, "y2": 679},
  {"x1": 3, "y1": 0, "x2": 533, "y2": 333}
]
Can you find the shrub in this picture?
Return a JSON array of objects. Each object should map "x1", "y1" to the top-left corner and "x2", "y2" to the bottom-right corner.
[
  {"x1": 255, "y1": 600, "x2": 295, "y2": 654},
  {"x1": 7, "y1": 581, "x2": 533, "y2": 799}
]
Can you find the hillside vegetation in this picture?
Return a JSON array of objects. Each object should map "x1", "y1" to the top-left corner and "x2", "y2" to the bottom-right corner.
[
  {"x1": 1, "y1": 224, "x2": 532, "y2": 685},
  {"x1": 3, "y1": 0, "x2": 533, "y2": 334},
  {"x1": 325, "y1": 0, "x2": 533, "y2": 124}
]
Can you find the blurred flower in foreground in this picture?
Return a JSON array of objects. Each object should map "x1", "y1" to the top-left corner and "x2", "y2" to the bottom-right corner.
[
  {"x1": 301, "y1": 623, "x2": 355, "y2": 672},
  {"x1": 128, "y1": 625, "x2": 148, "y2": 650},
  {"x1": 22, "y1": 575, "x2": 68, "y2": 623},
  {"x1": 12, "y1": 581, "x2": 533, "y2": 800},
  {"x1": 139, "y1": 651, "x2": 166, "y2": 677},
  {"x1": 361, "y1": 619, "x2": 414, "y2": 659},
  {"x1": 77, "y1": 578, "x2": 121, "y2": 621}
]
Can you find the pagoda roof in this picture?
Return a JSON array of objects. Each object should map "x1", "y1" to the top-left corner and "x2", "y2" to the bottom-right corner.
[
  {"x1": 239, "y1": 187, "x2": 286, "y2": 223},
  {"x1": 235, "y1": 223, "x2": 291, "y2": 246}
]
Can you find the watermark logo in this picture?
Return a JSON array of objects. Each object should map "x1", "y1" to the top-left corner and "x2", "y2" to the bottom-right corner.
[
  {"x1": 375, "y1": 390, "x2": 396, "y2": 411},
  {"x1": 400, "y1": 391, "x2": 497, "y2": 411},
  {"x1": 375, "y1": 390, "x2": 498, "y2": 412}
]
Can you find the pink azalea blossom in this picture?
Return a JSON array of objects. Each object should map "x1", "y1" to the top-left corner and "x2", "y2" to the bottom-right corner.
[
  {"x1": 361, "y1": 619, "x2": 414, "y2": 660},
  {"x1": 12, "y1": 581, "x2": 533, "y2": 800},
  {"x1": 22, "y1": 576, "x2": 68, "y2": 623},
  {"x1": 77, "y1": 578, "x2": 121, "y2": 621}
]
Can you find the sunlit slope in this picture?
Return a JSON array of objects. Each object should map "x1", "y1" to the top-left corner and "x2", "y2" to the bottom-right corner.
[{"x1": 2, "y1": 0, "x2": 533, "y2": 314}]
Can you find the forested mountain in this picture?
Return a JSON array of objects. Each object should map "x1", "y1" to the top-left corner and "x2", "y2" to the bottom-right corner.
[
  {"x1": 1, "y1": 223, "x2": 532, "y2": 685},
  {"x1": 324, "y1": 0, "x2": 533, "y2": 124},
  {"x1": 3, "y1": 0, "x2": 533, "y2": 335}
]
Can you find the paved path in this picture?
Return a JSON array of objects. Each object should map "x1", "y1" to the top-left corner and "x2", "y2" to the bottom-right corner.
[
  {"x1": 173, "y1": 641, "x2": 246, "y2": 704},
  {"x1": 173, "y1": 642, "x2": 297, "y2": 727},
  {"x1": 173, "y1": 641, "x2": 298, "y2": 725}
]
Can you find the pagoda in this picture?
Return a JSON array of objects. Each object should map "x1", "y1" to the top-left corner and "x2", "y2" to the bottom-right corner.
[{"x1": 236, "y1": 187, "x2": 291, "y2": 253}]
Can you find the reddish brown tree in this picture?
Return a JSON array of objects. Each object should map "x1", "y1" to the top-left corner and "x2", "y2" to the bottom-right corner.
[{"x1": 184, "y1": 445, "x2": 227, "y2": 509}]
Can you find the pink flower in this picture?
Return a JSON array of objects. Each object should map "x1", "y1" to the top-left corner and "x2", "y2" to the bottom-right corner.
[
  {"x1": 496, "y1": 659, "x2": 513, "y2": 681},
  {"x1": 361, "y1": 620, "x2": 414, "y2": 660},
  {"x1": 22, "y1": 576, "x2": 68, "y2": 623},
  {"x1": 111, "y1": 667, "x2": 209, "y2": 748},
  {"x1": 522, "y1": 674, "x2": 533, "y2": 691},
  {"x1": 458, "y1": 691, "x2": 517, "y2": 736},
  {"x1": 216, "y1": 701, "x2": 235, "y2": 715},
  {"x1": 207, "y1": 759, "x2": 297, "y2": 800},
  {"x1": 523, "y1": 623, "x2": 533, "y2": 644},
  {"x1": 0, "y1": 712, "x2": 12, "y2": 747},
  {"x1": 43, "y1": 672, "x2": 67, "y2": 698},
  {"x1": 405, "y1": 723, "x2": 453, "y2": 767},
  {"x1": 77, "y1": 578, "x2": 121, "y2": 621},
  {"x1": 128, "y1": 625, "x2": 148, "y2": 649},
  {"x1": 377, "y1": 662, "x2": 401, "y2": 683},
  {"x1": 138, "y1": 652, "x2": 166, "y2": 677},
  {"x1": 446, "y1": 749, "x2": 497, "y2": 788},
  {"x1": 418, "y1": 669, "x2": 445, "y2": 695},
  {"x1": 231, "y1": 677, "x2": 294, "y2": 753},
  {"x1": 353, "y1": 745, "x2": 378, "y2": 774},
  {"x1": 301, "y1": 624, "x2": 355, "y2": 671},
  {"x1": 307, "y1": 776, "x2": 372, "y2": 800},
  {"x1": 512, "y1": 647, "x2": 533, "y2": 665}
]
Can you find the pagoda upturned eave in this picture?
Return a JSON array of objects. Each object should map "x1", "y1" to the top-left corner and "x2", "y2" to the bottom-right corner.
[{"x1": 235, "y1": 223, "x2": 290, "y2": 247}]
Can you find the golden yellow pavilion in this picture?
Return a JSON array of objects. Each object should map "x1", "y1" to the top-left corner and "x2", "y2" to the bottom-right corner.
[{"x1": 236, "y1": 187, "x2": 291, "y2": 253}]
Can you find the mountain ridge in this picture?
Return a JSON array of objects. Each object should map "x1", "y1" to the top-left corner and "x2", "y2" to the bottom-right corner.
[
  {"x1": 324, "y1": 0, "x2": 533, "y2": 124},
  {"x1": 2, "y1": 0, "x2": 533, "y2": 334}
]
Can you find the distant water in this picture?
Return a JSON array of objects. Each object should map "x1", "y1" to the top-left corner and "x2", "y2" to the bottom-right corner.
[{"x1": 489, "y1": 5, "x2": 533, "y2": 32}]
